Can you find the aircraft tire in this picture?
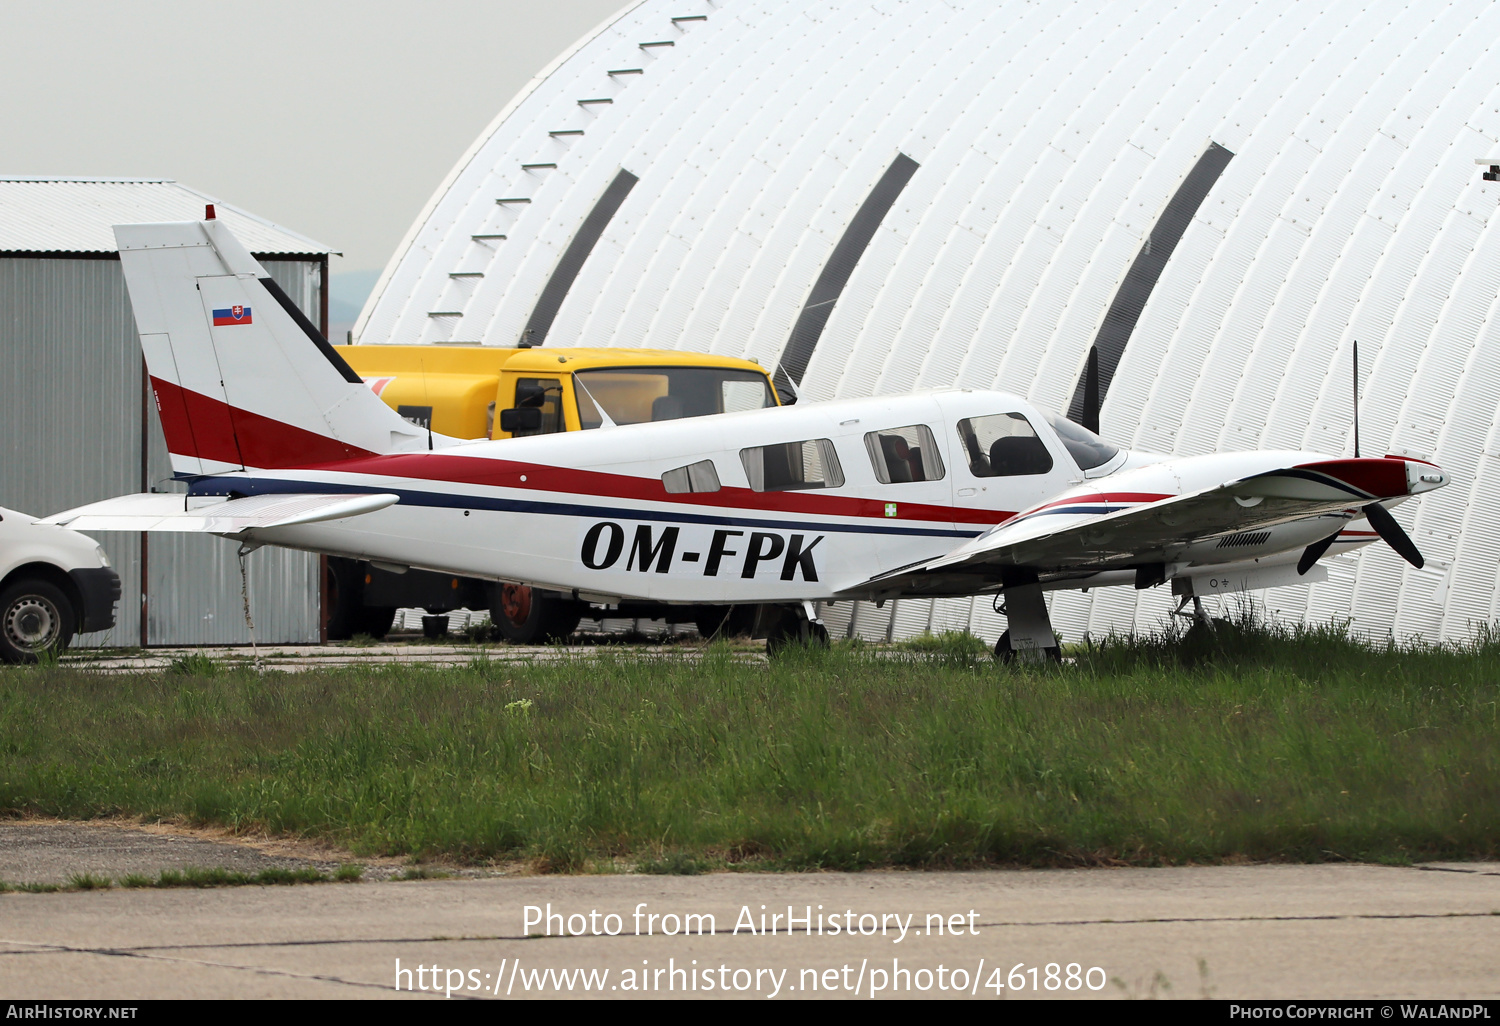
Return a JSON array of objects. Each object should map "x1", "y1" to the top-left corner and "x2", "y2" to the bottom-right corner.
[
  {"x1": 992, "y1": 630, "x2": 1061, "y2": 664},
  {"x1": 0, "y1": 578, "x2": 76, "y2": 664},
  {"x1": 1181, "y1": 617, "x2": 1240, "y2": 652},
  {"x1": 764, "y1": 607, "x2": 830, "y2": 657},
  {"x1": 492, "y1": 585, "x2": 582, "y2": 644}
]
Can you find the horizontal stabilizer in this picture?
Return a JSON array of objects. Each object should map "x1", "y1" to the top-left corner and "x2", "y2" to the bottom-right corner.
[{"x1": 43, "y1": 492, "x2": 399, "y2": 534}]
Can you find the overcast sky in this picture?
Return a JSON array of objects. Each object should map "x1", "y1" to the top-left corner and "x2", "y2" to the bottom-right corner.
[{"x1": 0, "y1": 0, "x2": 628, "y2": 274}]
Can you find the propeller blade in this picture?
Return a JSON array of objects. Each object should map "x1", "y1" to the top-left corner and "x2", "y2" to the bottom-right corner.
[
  {"x1": 1297, "y1": 531, "x2": 1340, "y2": 575},
  {"x1": 1362, "y1": 501, "x2": 1424, "y2": 569}
]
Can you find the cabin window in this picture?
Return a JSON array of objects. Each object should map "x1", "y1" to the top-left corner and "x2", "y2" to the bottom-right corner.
[
  {"x1": 740, "y1": 439, "x2": 844, "y2": 492},
  {"x1": 957, "y1": 413, "x2": 1054, "y2": 477},
  {"x1": 864, "y1": 424, "x2": 945, "y2": 484},
  {"x1": 512, "y1": 378, "x2": 565, "y2": 436},
  {"x1": 662, "y1": 460, "x2": 721, "y2": 494}
]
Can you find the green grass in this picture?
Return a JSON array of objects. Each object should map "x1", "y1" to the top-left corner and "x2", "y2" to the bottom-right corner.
[
  {"x1": 1, "y1": 865, "x2": 364, "y2": 892},
  {"x1": 2, "y1": 622, "x2": 1498, "y2": 871}
]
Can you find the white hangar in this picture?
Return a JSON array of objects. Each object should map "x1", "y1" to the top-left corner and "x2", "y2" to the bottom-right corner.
[{"x1": 355, "y1": 0, "x2": 1500, "y2": 644}]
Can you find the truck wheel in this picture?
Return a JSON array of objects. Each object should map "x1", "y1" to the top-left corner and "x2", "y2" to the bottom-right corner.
[
  {"x1": 359, "y1": 606, "x2": 397, "y2": 640},
  {"x1": 492, "y1": 584, "x2": 582, "y2": 644},
  {"x1": 324, "y1": 558, "x2": 364, "y2": 641},
  {"x1": 0, "y1": 578, "x2": 76, "y2": 664}
]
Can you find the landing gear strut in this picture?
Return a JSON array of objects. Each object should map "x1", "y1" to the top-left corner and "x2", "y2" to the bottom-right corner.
[
  {"x1": 1174, "y1": 593, "x2": 1235, "y2": 648},
  {"x1": 993, "y1": 579, "x2": 1061, "y2": 663}
]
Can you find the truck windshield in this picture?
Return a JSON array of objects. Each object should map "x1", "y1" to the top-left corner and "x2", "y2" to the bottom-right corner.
[{"x1": 573, "y1": 366, "x2": 776, "y2": 428}]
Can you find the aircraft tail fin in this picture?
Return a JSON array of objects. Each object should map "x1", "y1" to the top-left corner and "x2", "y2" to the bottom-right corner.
[{"x1": 115, "y1": 215, "x2": 437, "y2": 477}]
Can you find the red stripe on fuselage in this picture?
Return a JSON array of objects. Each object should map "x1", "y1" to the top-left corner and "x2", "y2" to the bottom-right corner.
[
  {"x1": 298, "y1": 451, "x2": 1007, "y2": 526},
  {"x1": 151, "y1": 377, "x2": 376, "y2": 469},
  {"x1": 1014, "y1": 491, "x2": 1174, "y2": 518},
  {"x1": 154, "y1": 383, "x2": 1031, "y2": 526}
]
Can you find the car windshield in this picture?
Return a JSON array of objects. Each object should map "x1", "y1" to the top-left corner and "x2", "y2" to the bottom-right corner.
[
  {"x1": 1039, "y1": 409, "x2": 1120, "y2": 470},
  {"x1": 573, "y1": 366, "x2": 776, "y2": 428}
]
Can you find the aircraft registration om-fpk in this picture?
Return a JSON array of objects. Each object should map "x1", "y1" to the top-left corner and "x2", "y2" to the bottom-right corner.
[{"x1": 46, "y1": 215, "x2": 1448, "y2": 656}]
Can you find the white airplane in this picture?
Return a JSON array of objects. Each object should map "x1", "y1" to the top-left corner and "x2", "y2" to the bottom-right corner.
[{"x1": 47, "y1": 214, "x2": 1448, "y2": 657}]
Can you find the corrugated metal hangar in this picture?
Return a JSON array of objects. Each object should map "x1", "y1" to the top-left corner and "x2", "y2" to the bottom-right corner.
[
  {"x1": 0, "y1": 178, "x2": 333, "y2": 646},
  {"x1": 355, "y1": 0, "x2": 1500, "y2": 644}
]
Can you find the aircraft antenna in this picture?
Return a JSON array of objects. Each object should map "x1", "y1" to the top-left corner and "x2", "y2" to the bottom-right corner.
[
  {"x1": 421, "y1": 357, "x2": 434, "y2": 450},
  {"x1": 1352, "y1": 338, "x2": 1360, "y2": 458}
]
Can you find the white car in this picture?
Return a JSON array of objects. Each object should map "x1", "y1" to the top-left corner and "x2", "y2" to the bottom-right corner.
[{"x1": 0, "y1": 505, "x2": 120, "y2": 663}]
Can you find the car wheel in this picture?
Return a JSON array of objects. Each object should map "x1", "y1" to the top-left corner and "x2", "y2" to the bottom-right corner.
[
  {"x1": 0, "y1": 578, "x2": 76, "y2": 664},
  {"x1": 492, "y1": 584, "x2": 582, "y2": 644}
]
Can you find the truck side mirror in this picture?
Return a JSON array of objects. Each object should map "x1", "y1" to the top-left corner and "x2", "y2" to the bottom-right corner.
[
  {"x1": 515, "y1": 383, "x2": 547, "y2": 407},
  {"x1": 499, "y1": 407, "x2": 543, "y2": 434}
]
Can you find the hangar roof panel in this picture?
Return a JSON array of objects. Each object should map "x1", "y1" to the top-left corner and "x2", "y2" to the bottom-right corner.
[
  {"x1": 0, "y1": 178, "x2": 335, "y2": 256},
  {"x1": 350, "y1": 0, "x2": 1500, "y2": 644}
]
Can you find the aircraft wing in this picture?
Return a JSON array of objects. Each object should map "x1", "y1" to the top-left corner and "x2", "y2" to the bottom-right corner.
[
  {"x1": 844, "y1": 457, "x2": 1440, "y2": 598},
  {"x1": 41, "y1": 492, "x2": 399, "y2": 535}
]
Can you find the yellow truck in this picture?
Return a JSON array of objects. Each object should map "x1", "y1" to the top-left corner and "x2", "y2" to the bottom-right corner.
[{"x1": 325, "y1": 344, "x2": 779, "y2": 643}]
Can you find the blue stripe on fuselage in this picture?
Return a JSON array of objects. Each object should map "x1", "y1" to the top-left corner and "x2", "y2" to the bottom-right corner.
[{"x1": 191, "y1": 476, "x2": 985, "y2": 539}]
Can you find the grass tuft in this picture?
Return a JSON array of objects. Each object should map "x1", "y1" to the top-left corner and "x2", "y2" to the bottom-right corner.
[
  {"x1": 639, "y1": 851, "x2": 710, "y2": 875},
  {"x1": 66, "y1": 872, "x2": 112, "y2": 890},
  {"x1": 167, "y1": 652, "x2": 221, "y2": 677},
  {"x1": 396, "y1": 866, "x2": 451, "y2": 881},
  {"x1": 151, "y1": 866, "x2": 329, "y2": 888}
]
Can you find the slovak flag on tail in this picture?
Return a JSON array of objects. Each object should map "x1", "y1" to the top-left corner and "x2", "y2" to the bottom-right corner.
[{"x1": 212, "y1": 305, "x2": 252, "y2": 326}]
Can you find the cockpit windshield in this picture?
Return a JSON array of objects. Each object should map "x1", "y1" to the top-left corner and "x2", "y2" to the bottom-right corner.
[
  {"x1": 574, "y1": 366, "x2": 776, "y2": 428},
  {"x1": 1039, "y1": 410, "x2": 1121, "y2": 470}
]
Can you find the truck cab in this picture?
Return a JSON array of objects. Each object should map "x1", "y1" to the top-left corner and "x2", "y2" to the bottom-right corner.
[{"x1": 327, "y1": 345, "x2": 779, "y2": 642}]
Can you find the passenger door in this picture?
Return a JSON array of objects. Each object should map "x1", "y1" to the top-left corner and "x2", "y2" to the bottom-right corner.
[{"x1": 949, "y1": 407, "x2": 1075, "y2": 525}]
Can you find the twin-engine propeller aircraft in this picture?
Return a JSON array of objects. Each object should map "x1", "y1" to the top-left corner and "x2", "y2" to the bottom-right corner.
[{"x1": 47, "y1": 215, "x2": 1448, "y2": 657}]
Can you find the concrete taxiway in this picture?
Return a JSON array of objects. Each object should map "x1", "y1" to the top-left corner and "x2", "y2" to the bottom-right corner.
[{"x1": 3, "y1": 861, "x2": 1497, "y2": 999}]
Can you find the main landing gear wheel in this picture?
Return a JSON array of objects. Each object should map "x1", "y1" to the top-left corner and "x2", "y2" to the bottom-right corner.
[
  {"x1": 0, "y1": 578, "x2": 75, "y2": 664},
  {"x1": 992, "y1": 630, "x2": 1061, "y2": 665},
  {"x1": 492, "y1": 584, "x2": 583, "y2": 644},
  {"x1": 763, "y1": 605, "x2": 831, "y2": 657}
]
